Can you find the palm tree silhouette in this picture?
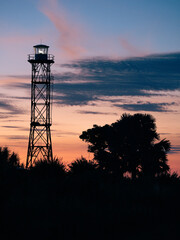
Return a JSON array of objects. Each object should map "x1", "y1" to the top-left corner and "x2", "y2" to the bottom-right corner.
[{"x1": 140, "y1": 138, "x2": 170, "y2": 178}]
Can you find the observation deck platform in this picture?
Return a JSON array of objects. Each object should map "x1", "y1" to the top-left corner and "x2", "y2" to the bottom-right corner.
[{"x1": 28, "y1": 54, "x2": 54, "y2": 64}]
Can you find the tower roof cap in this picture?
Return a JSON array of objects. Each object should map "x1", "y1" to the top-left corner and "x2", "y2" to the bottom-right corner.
[{"x1": 33, "y1": 44, "x2": 49, "y2": 48}]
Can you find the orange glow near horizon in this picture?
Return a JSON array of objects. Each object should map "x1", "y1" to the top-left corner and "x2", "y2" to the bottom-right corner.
[{"x1": 0, "y1": 80, "x2": 179, "y2": 174}]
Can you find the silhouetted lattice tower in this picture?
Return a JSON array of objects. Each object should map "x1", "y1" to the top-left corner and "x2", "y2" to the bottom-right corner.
[{"x1": 26, "y1": 44, "x2": 54, "y2": 168}]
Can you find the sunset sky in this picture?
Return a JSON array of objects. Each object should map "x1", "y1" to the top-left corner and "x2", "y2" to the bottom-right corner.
[{"x1": 0, "y1": 0, "x2": 180, "y2": 172}]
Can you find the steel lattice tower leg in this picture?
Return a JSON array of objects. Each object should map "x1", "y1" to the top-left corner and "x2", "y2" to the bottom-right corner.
[{"x1": 26, "y1": 44, "x2": 54, "y2": 168}]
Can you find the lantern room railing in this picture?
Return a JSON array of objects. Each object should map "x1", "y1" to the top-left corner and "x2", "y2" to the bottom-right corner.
[{"x1": 28, "y1": 54, "x2": 54, "y2": 61}]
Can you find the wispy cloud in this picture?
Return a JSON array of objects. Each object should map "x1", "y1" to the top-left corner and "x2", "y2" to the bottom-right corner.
[
  {"x1": 170, "y1": 145, "x2": 180, "y2": 154},
  {"x1": 119, "y1": 38, "x2": 149, "y2": 57},
  {"x1": 56, "y1": 130, "x2": 79, "y2": 137},
  {"x1": 2, "y1": 126, "x2": 20, "y2": 129},
  {"x1": 77, "y1": 110, "x2": 118, "y2": 115},
  {"x1": 114, "y1": 102, "x2": 176, "y2": 112},
  {"x1": 5, "y1": 135, "x2": 28, "y2": 140},
  {"x1": 0, "y1": 100, "x2": 24, "y2": 116},
  {"x1": 39, "y1": 0, "x2": 86, "y2": 59},
  {"x1": 1, "y1": 126, "x2": 29, "y2": 131}
]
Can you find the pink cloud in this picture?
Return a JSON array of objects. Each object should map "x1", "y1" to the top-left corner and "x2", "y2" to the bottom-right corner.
[
  {"x1": 39, "y1": 0, "x2": 86, "y2": 59},
  {"x1": 119, "y1": 38, "x2": 150, "y2": 57}
]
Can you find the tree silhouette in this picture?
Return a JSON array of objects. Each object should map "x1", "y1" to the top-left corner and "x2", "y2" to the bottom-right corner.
[
  {"x1": 80, "y1": 113, "x2": 171, "y2": 179},
  {"x1": 0, "y1": 147, "x2": 20, "y2": 171}
]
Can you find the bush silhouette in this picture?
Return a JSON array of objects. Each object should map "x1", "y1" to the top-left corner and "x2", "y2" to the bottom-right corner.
[
  {"x1": 0, "y1": 139, "x2": 179, "y2": 239},
  {"x1": 68, "y1": 156, "x2": 98, "y2": 176},
  {"x1": 31, "y1": 157, "x2": 66, "y2": 178}
]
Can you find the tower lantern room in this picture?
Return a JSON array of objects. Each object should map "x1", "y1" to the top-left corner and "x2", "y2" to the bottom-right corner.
[
  {"x1": 33, "y1": 44, "x2": 49, "y2": 62},
  {"x1": 34, "y1": 44, "x2": 49, "y2": 54}
]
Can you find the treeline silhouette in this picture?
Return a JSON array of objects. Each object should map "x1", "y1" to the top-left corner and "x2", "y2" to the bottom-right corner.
[{"x1": 1, "y1": 113, "x2": 180, "y2": 240}]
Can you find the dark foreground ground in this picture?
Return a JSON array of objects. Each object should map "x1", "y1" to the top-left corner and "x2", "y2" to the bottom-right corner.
[{"x1": 1, "y1": 169, "x2": 180, "y2": 240}]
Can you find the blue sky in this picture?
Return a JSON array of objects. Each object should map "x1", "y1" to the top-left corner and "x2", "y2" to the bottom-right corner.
[
  {"x1": 0, "y1": 0, "x2": 179, "y2": 75},
  {"x1": 1, "y1": 0, "x2": 180, "y2": 57}
]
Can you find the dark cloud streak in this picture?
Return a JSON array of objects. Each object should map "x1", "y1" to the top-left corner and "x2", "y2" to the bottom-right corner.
[
  {"x1": 6, "y1": 52, "x2": 180, "y2": 112},
  {"x1": 170, "y1": 145, "x2": 180, "y2": 154},
  {"x1": 53, "y1": 53, "x2": 180, "y2": 110},
  {"x1": 0, "y1": 100, "x2": 24, "y2": 116},
  {"x1": 114, "y1": 102, "x2": 176, "y2": 112},
  {"x1": 77, "y1": 110, "x2": 118, "y2": 115}
]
